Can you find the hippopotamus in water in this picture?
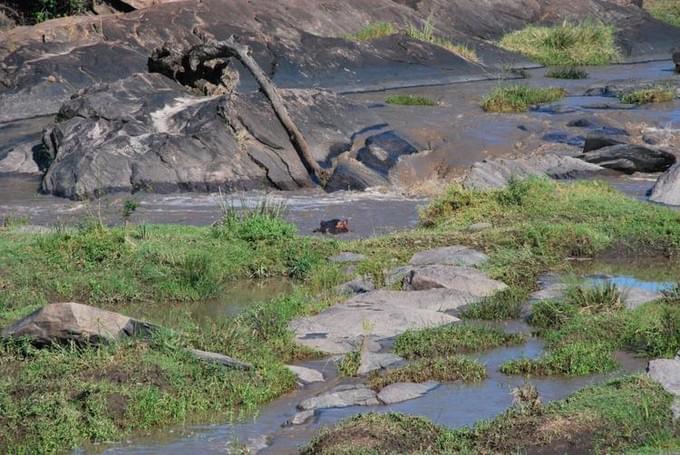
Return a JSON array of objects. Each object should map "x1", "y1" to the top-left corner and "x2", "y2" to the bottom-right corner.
[{"x1": 314, "y1": 219, "x2": 350, "y2": 235}]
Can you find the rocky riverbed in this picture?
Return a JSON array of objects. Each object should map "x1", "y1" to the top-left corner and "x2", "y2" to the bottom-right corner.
[{"x1": 3, "y1": 1, "x2": 680, "y2": 454}]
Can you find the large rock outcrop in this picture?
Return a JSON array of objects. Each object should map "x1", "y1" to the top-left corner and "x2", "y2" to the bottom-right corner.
[
  {"x1": 650, "y1": 163, "x2": 680, "y2": 205},
  {"x1": 1, "y1": 302, "x2": 155, "y2": 345}
]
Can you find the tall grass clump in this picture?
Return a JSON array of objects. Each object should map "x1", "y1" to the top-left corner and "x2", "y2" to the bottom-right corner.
[
  {"x1": 499, "y1": 21, "x2": 620, "y2": 66},
  {"x1": 385, "y1": 95, "x2": 438, "y2": 106},
  {"x1": 482, "y1": 85, "x2": 566, "y2": 112},
  {"x1": 406, "y1": 21, "x2": 478, "y2": 62},
  {"x1": 212, "y1": 195, "x2": 296, "y2": 243}
]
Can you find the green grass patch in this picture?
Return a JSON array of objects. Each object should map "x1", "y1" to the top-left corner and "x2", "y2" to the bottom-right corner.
[
  {"x1": 460, "y1": 288, "x2": 527, "y2": 320},
  {"x1": 385, "y1": 95, "x2": 438, "y2": 106},
  {"x1": 303, "y1": 375, "x2": 674, "y2": 454},
  {"x1": 406, "y1": 22, "x2": 478, "y2": 62},
  {"x1": 394, "y1": 323, "x2": 525, "y2": 359},
  {"x1": 646, "y1": 0, "x2": 680, "y2": 27},
  {"x1": 499, "y1": 21, "x2": 620, "y2": 66},
  {"x1": 481, "y1": 85, "x2": 566, "y2": 112},
  {"x1": 338, "y1": 351, "x2": 360, "y2": 377},
  {"x1": 620, "y1": 86, "x2": 676, "y2": 105},
  {"x1": 346, "y1": 22, "x2": 398, "y2": 41},
  {"x1": 500, "y1": 340, "x2": 618, "y2": 376},
  {"x1": 368, "y1": 356, "x2": 486, "y2": 390},
  {"x1": 545, "y1": 66, "x2": 589, "y2": 79}
]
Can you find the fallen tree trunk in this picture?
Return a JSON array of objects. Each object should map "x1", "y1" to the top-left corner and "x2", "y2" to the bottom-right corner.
[{"x1": 185, "y1": 36, "x2": 324, "y2": 182}]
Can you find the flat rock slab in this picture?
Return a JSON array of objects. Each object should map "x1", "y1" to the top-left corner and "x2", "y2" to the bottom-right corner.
[
  {"x1": 298, "y1": 384, "x2": 379, "y2": 411},
  {"x1": 580, "y1": 144, "x2": 676, "y2": 174},
  {"x1": 377, "y1": 381, "x2": 439, "y2": 405},
  {"x1": 189, "y1": 349, "x2": 253, "y2": 370},
  {"x1": 286, "y1": 410, "x2": 316, "y2": 426},
  {"x1": 1, "y1": 302, "x2": 155, "y2": 346},
  {"x1": 406, "y1": 265, "x2": 508, "y2": 296},
  {"x1": 409, "y1": 246, "x2": 489, "y2": 268},
  {"x1": 328, "y1": 252, "x2": 367, "y2": 263},
  {"x1": 286, "y1": 365, "x2": 324, "y2": 384},
  {"x1": 289, "y1": 299, "x2": 458, "y2": 354},
  {"x1": 357, "y1": 352, "x2": 405, "y2": 376}
]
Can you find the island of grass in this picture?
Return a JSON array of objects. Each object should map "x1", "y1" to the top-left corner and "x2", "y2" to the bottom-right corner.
[
  {"x1": 301, "y1": 375, "x2": 676, "y2": 454},
  {"x1": 499, "y1": 21, "x2": 620, "y2": 66},
  {"x1": 368, "y1": 356, "x2": 486, "y2": 389},
  {"x1": 4, "y1": 178, "x2": 680, "y2": 452},
  {"x1": 481, "y1": 85, "x2": 566, "y2": 112},
  {"x1": 620, "y1": 85, "x2": 676, "y2": 105},
  {"x1": 385, "y1": 94, "x2": 438, "y2": 106}
]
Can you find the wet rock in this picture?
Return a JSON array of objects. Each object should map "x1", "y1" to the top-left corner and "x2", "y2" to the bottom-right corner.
[
  {"x1": 285, "y1": 410, "x2": 316, "y2": 426},
  {"x1": 463, "y1": 154, "x2": 602, "y2": 190},
  {"x1": 286, "y1": 365, "x2": 324, "y2": 384},
  {"x1": 582, "y1": 134, "x2": 627, "y2": 153},
  {"x1": 377, "y1": 381, "x2": 439, "y2": 405},
  {"x1": 675, "y1": 49, "x2": 680, "y2": 72},
  {"x1": 356, "y1": 131, "x2": 418, "y2": 175},
  {"x1": 566, "y1": 119, "x2": 628, "y2": 137},
  {"x1": 337, "y1": 277, "x2": 375, "y2": 296},
  {"x1": 39, "y1": 73, "x2": 393, "y2": 199},
  {"x1": 298, "y1": 384, "x2": 379, "y2": 411},
  {"x1": 650, "y1": 163, "x2": 680, "y2": 205},
  {"x1": 244, "y1": 434, "x2": 270, "y2": 453},
  {"x1": 0, "y1": 141, "x2": 41, "y2": 174},
  {"x1": 328, "y1": 252, "x2": 366, "y2": 263},
  {"x1": 1, "y1": 302, "x2": 156, "y2": 346},
  {"x1": 580, "y1": 144, "x2": 676, "y2": 174},
  {"x1": 406, "y1": 265, "x2": 508, "y2": 296},
  {"x1": 189, "y1": 349, "x2": 253, "y2": 370},
  {"x1": 409, "y1": 245, "x2": 489, "y2": 268},
  {"x1": 357, "y1": 352, "x2": 405, "y2": 376},
  {"x1": 648, "y1": 359, "x2": 680, "y2": 396},
  {"x1": 289, "y1": 290, "x2": 461, "y2": 354},
  {"x1": 325, "y1": 157, "x2": 390, "y2": 192}
]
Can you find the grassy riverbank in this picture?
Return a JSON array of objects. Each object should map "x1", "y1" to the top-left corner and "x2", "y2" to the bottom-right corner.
[{"x1": 2, "y1": 178, "x2": 680, "y2": 452}]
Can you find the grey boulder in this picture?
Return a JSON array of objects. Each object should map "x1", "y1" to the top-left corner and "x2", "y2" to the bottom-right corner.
[
  {"x1": 1, "y1": 302, "x2": 155, "y2": 346},
  {"x1": 286, "y1": 365, "x2": 325, "y2": 384},
  {"x1": 406, "y1": 265, "x2": 508, "y2": 296},
  {"x1": 650, "y1": 163, "x2": 680, "y2": 206},
  {"x1": 336, "y1": 277, "x2": 376, "y2": 296},
  {"x1": 298, "y1": 384, "x2": 379, "y2": 411},
  {"x1": 357, "y1": 352, "x2": 405, "y2": 376},
  {"x1": 648, "y1": 359, "x2": 680, "y2": 396}
]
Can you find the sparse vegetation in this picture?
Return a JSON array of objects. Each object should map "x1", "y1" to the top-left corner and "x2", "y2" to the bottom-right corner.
[
  {"x1": 620, "y1": 86, "x2": 676, "y2": 105},
  {"x1": 481, "y1": 85, "x2": 566, "y2": 112},
  {"x1": 346, "y1": 22, "x2": 398, "y2": 41},
  {"x1": 368, "y1": 356, "x2": 486, "y2": 389},
  {"x1": 303, "y1": 376, "x2": 674, "y2": 454},
  {"x1": 499, "y1": 21, "x2": 620, "y2": 66},
  {"x1": 338, "y1": 351, "x2": 360, "y2": 377},
  {"x1": 385, "y1": 94, "x2": 438, "y2": 106},
  {"x1": 460, "y1": 288, "x2": 527, "y2": 320},
  {"x1": 546, "y1": 66, "x2": 589, "y2": 79}
]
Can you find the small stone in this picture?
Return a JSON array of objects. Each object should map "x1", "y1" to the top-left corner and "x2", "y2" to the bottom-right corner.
[
  {"x1": 357, "y1": 352, "x2": 404, "y2": 376},
  {"x1": 189, "y1": 349, "x2": 253, "y2": 370},
  {"x1": 285, "y1": 409, "x2": 316, "y2": 426},
  {"x1": 409, "y1": 246, "x2": 489, "y2": 268},
  {"x1": 245, "y1": 435, "x2": 270, "y2": 453},
  {"x1": 286, "y1": 365, "x2": 324, "y2": 384},
  {"x1": 328, "y1": 252, "x2": 367, "y2": 263},
  {"x1": 377, "y1": 381, "x2": 439, "y2": 404}
]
